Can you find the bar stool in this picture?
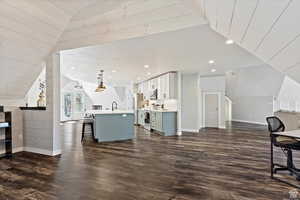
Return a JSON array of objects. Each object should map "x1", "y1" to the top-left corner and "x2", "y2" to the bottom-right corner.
[{"x1": 82, "y1": 114, "x2": 97, "y2": 142}]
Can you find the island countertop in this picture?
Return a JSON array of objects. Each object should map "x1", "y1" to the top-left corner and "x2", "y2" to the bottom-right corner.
[{"x1": 86, "y1": 110, "x2": 134, "y2": 115}]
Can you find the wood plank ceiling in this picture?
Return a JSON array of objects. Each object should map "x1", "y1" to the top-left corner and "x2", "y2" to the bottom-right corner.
[
  {"x1": 56, "y1": 0, "x2": 206, "y2": 50},
  {"x1": 0, "y1": 0, "x2": 206, "y2": 100},
  {"x1": 0, "y1": 0, "x2": 98, "y2": 99},
  {"x1": 198, "y1": 0, "x2": 300, "y2": 83}
]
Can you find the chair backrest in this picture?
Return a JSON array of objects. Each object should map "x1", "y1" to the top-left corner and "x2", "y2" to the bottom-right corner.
[{"x1": 266, "y1": 116, "x2": 285, "y2": 133}]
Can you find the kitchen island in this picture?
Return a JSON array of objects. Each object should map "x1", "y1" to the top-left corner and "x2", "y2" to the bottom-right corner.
[{"x1": 87, "y1": 110, "x2": 135, "y2": 142}]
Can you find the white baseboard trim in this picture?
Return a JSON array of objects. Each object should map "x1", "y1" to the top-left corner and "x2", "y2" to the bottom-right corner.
[
  {"x1": 176, "y1": 131, "x2": 182, "y2": 136},
  {"x1": 52, "y1": 149, "x2": 62, "y2": 156},
  {"x1": 0, "y1": 147, "x2": 24, "y2": 155},
  {"x1": 232, "y1": 119, "x2": 267, "y2": 125},
  {"x1": 13, "y1": 147, "x2": 23, "y2": 153},
  {"x1": 23, "y1": 147, "x2": 62, "y2": 156},
  {"x1": 182, "y1": 129, "x2": 199, "y2": 133}
]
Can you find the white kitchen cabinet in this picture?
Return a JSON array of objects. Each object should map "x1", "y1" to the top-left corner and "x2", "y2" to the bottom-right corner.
[
  {"x1": 138, "y1": 72, "x2": 177, "y2": 100},
  {"x1": 158, "y1": 72, "x2": 177, "y2": 100},
  {"x1": 150, "y1": 78, "x2": 158, "y2": 90},
  {"x1": 141, "y1": 81, "x2": 150, "y2": 100},
  {"x1": 138, "y1": 83, "x2": 142, "y2": 93}
]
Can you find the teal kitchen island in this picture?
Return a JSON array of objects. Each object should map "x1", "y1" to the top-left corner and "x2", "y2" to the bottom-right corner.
[{"x1": 87, "y1": 110, "x2": 135, "y2": 142}]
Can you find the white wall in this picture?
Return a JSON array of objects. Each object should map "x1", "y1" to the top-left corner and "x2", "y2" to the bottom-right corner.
[
  {"x1": 277, "y1": 76, "x2": 300, "y2": 112},
  {"x1": 199, "y1": 75, "x2": 226, "y2": 128},
  {"x1": 181, "y1": 74, "x2": 199, "y2": 132},
  {"x1": 226, "y1": 65, "x2": 284, "y2": 124},
  {"x1": 25, "y1": 66, "x2": 46, "y2": 107},
  {"x1": 225, "y1": 96, "x2": 232, "y2": 121},
  {"x1": 61, "y1": 76, "x2": 93, "y2": 121},
  {"x1": 81, "y1": 81, "x2": 133, "y2": 111},
  {"x1": 0, "y1": 99, "x2": 25, "y2": 107},
  {"x1": 60, "y1": 76, "x2": 134, "y2": 121}
]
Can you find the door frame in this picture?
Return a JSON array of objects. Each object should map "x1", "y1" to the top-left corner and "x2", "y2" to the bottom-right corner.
[{"x1": 202, "y1": 92, "x2": 222, "y2": 128}]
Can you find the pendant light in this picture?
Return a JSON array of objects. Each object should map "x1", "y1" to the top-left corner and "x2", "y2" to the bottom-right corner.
[{"x1": 95, "y1": 70, "x2": 106, "y2": 92}]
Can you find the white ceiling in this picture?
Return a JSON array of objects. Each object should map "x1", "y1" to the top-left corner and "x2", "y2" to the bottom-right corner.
[
  {"x1": 61, "y1": 25, "x2": 263, "y2": 84},
  {"x1": 3, "y1": 0, "x2": 300, "y2": 100},
  {"x1": 199, "y1": 0, "x2": 300, "y2": 82},
  {"x1": 0, "y1": 0, "x2": 206, "y2": 99},
  {"x1": 56, "y1": 0, "x2": 206, "y2": 50}
]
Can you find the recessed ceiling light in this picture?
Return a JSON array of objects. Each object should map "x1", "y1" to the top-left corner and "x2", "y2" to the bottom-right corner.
[
  {"x1": 226, "y1": 39, "x2": 234, "y2": 44},
  {"x1": 144, "y1": 65, "x2": 149, "y2": 69},
  {"x1": 208, "y1": 60, "x2": 215, "y2": 64},
  {"x1": 71, "y1": 67, "x2": 75, "y2": 70},
  {"x1": 112, "y1": 70, "x2": 117, "y2": 73},
  {"x1": 211, "y1": 69, "x2": 216, "y2": 73},
  {"x1": 147, "y1": 72, "x2": 151, "y2": 75}
]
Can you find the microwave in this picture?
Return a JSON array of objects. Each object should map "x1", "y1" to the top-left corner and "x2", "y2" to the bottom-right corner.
[{"x1": 150, "y1": 89, "x2": 158, "y2": 100}]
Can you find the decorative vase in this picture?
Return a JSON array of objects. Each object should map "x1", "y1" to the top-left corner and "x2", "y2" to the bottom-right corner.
[{"x1": 37, "y1": 91, "x2": 46, "y2": 107}]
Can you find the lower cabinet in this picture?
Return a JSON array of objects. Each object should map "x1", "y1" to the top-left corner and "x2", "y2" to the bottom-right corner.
[
  {"x1": 138, "y1": 110, "x2": 145, "y2": 126},
  {"x1": 150, "y1": 111, "x2": 177, "y2": 136}
]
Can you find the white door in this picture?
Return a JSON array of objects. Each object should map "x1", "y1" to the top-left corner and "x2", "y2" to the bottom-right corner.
[{"x1": 205, "y1": 94, "x2": 219, "y2": 127}]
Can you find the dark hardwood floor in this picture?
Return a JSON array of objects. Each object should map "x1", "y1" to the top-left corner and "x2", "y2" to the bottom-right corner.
[{"x1": 0, "y1": 121, "x2": 299, "y2": 200}]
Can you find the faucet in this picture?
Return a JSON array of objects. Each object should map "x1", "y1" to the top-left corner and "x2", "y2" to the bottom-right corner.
[{"x1": 112, "y1": 101, "x2": 118, "y2": 111}]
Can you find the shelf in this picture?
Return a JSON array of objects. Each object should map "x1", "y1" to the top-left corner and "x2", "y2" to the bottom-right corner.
[
  {"x1": 19, "y1": 107, "x2": 46, "y2": 111},
  {"x1": 0, "y1": 111, "x2": 12, "y2": 159},
  {"x1": 0, "y1": 122, "x2": 9, "y2": 128}
]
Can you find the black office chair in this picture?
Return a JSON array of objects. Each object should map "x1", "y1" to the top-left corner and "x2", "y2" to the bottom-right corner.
[
  {"x1": 266, "y1": 116, "x2": 300, "y2": 180},
  {"x1": 82, "y1": 114, "x2": 97, "y2": 142}
]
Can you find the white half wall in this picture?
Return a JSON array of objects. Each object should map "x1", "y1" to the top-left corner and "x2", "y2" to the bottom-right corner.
[{"x1": 23, "y1": 53, "x2": 62, "y2": 156}]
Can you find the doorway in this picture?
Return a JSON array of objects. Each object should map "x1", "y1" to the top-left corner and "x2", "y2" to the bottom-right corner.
[{"x1": 203, "y1": 93, "x2": 220, "y2": 128}]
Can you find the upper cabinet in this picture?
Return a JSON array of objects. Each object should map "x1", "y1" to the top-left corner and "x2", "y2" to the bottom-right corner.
[
  {"x1": 159, "y1": 72, "x2": 177, "y2": 100},
  {"x1": 138, "y1": 72, "x2": 177, "y2": 101},
  {"x1": 149, "y1": 78, "x2": 158, "y2": 90},
  {"x1": 138, "y1": 83, "x2": 143, "y2": 93}
]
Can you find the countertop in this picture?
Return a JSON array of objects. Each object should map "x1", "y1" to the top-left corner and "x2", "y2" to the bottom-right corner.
[
  {"x1": 138, "y1": 109, "x2": 177, "y2": 113},
  {"x1": 275, "y1": 110, "x2": 300, "y2": 115},
  {"x1": 86, "y1": 110, "x2": 134, "y2": 115}
]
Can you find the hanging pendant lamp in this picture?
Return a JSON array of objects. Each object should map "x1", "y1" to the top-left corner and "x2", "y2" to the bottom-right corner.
[{"x1": 95, "y1": 70, "x2": 106, "y2": 92}]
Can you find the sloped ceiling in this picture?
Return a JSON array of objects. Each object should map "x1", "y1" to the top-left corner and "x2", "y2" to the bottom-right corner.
[
  {"x1": 0, "y1": 0, "x2": 206, "y2": 100},
  {"x1": 61, "y1": 25, "x2": 263, "y2": 85},
  {"x1": 198, "y1": 0, "x2": 300, "y2": 83},
  {"x1": 0, "y1": 0, "x2": 98, "y2": 99},
  {"x1": 56, "y1": 0, "x2": 206, "y2": 50}
]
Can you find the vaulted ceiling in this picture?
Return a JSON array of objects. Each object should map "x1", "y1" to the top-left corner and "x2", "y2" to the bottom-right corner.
[
  {"x1": 198, "y1": 0, "x2": 300, "y2": 83},
  {"x1": 0, "y1": 0, "x2": 205, "y2": 99},
  {"x1": 2, "y1": 0, "x2": 300, "y2": 101},
  {"x1": 61, "y1": 25, "x2": 263, "y2": 85},
  {"x1": 56, "y1": 0, "x2": 205, "y2": 50},
  {"x1": 0, "y1": 0, "x2": 100, "y2": 99}
]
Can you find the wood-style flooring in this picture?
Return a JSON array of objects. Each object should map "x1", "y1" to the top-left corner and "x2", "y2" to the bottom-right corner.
[{"x1": 0, "y1": 121, "x2": 299, "y2": 200}]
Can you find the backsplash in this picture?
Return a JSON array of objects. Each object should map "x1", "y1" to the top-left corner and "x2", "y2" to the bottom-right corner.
[
  {"x1": 163, "y1": 99, "x2": 178, "y2": 110},
  {"x1": 147, "y1": 99, "x2": 178, "y2": 110}
]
